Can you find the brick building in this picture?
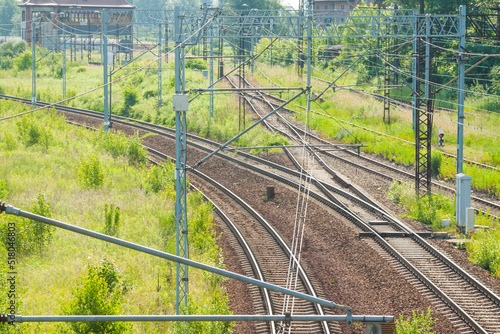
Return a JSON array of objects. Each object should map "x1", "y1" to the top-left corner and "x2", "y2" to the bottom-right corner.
[{"x1": 19, "y1": 0, "x2": 135, "y2": 51}]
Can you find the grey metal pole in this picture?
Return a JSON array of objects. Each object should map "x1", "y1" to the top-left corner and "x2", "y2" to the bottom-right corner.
[
  {"x1": 411, "y1": 9, "x2": 418, "y2": 131},
  {"x1": 63, "y1": 42, "x2": 66, "y2": 99},
  {"x1": 209, "y1": 18, "x2": 214, "y2": 118},
  {"x1": 158, "y1": 24, "x2": 163, "y2": 111},
  {"x1": 31, "y1": 21, "x2": 36, "y2": 107},
  {"x1": 1, "y1": 204, "x2": 350, "y2": 314},
  {"x1": 306, "y1": 4, "x2": 312, "y2": 102},
  {"x1": 251, "y1": 27, "x2": 254, "y2": 73},
  {"x1": 8, "y1": 314, "x2": 392, "y2": 324},
  {"x1": 457, "y1": 5, "x2": 466, "y2": 174},
  {"x1": 103, "y1": 9, "x2": 110, "y2": 131},
  {"x1": 424, "y1": 15, "x2": 430, "y2": 103},
  {"x1": 173, "y1": 6, "x2": 188, "y2": 315}
]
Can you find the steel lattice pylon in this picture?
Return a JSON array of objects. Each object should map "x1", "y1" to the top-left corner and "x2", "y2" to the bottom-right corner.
[
  {"x1": 414, "y1": 30, "x2": 433, "y2": 196},
  {"x1": 174, "y1": 6, "x2": 189, "y2": 315}
]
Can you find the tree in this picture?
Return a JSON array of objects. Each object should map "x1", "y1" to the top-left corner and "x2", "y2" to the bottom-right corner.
[
  {"x1": 226, "y1": 0, "x2": 282, "y2": 10},
  {"x1": 129, "y1": 0, "x2": 167, "y2": 11},
  {"x1": 0, "y1": 0, "x2": 20, "y2": 36},
  {"x1": 384, "y1": 0, "x2": 482, "y2": 14}
]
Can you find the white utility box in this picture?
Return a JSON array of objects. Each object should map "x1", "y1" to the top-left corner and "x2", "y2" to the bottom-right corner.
[{"x1": 173, "y1": 94, "x2": 189, "y2": 112}]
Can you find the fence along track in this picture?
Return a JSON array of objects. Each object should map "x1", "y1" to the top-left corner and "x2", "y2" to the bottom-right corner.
[{"x1": 6, "y1": 94, "x2": 500, "y2": 332}]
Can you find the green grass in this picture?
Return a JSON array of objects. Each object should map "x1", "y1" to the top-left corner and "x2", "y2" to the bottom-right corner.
[
  {"x1": 395, "y1": 308, "x2": 436, "y2": 334},
  {"x1": 0, "y1": 101, "x2": 232, "y2": 333},
  {"x1": 467, "y1": 228, "x2": 500, "y2": 278},
  {"x1": 387, "y1": 181, "x2": 455, "y2": 231},
  {"x1": 0, "y1": 48, "x2": 288, "y2": 154}
]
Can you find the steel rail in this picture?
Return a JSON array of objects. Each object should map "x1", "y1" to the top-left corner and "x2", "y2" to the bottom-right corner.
[
  {"x1": 128, "y1": 117, "x2": 492, "y2": 334},
  {"x1": 190, "y1": 184, "x2": 277, "y2": 334},
  {"x1": 267, "y1": 80, "x2": 500, "y2": 174},
  {"x1": 3, "y1": 91, "x2": 498, "y2": 213}
]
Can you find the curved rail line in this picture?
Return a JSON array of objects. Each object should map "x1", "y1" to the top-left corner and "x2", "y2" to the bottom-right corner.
[{"x1": 5, "y1": 94, "x2": 500, "y2": 332}]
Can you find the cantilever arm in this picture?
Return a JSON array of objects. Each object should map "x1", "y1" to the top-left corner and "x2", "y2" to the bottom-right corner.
[{"x1": 192, "y1": 88, "x2": 306, "y2": 169}]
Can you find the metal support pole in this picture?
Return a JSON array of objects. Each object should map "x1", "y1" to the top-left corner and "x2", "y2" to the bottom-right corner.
[
  {"x1": 7, "y1": 314, "x2": 392, "y2": 324},
  {"x1": 174, "y1": 6, "x2": 188, "y2": 315},
  {"x1": 158, "y1": 24, "x2": 163, "y2": 111},
  {"x1": 31, "y1": 22, "x2": 36, "y2": 107},
  {"x1": 103, "y1": 10, "x2": 110, "y2": 131},
  {"x1": 457, "y1": 5, "x2": 466, "y2": 174},
  {"x1": 250, "y1": 28, "x2": 254, "y2": 73},
  {"x1": 411, "y1": 9, "x2": 418, "y2": 130},
  {"x1": 209, "y1": 20, "x2": 214, "y2": 118},
  {"x1": 63, "y1": 42, "x2": 66, "y2": 99},
  {"x1": 424, "y1": 16, "x2": 431, "y2": 103}
]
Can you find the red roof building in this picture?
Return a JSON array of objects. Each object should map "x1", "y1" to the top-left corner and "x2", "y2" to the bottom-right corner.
[{"x1": 19, "y1": 0, "x2": 135, "y2": 51}]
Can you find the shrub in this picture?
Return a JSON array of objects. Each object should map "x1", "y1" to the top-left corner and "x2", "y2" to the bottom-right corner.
[
  {"x1": 387, "y1": 181, "x2": 453, "y2": 229},
  {"x1": 50, "y1": 64, "x2": 63, "y2": 79},
  {"x1": 188, "y1": 192, "x2": 217, "y2": 255},
  {"x1": 144, "y1": 162, "x2": 175, "y2": 193},
  {"x1": 127, "y1": 132, "x2": 149, "y2": 166},
  {"x1": 173, "y1": 291, "x2": 233, "y2": 334},
  {"x1": 3, "y1": 132, "x2": 17, "y2": 151},
  {"x1": 0, "y1": 57, "x2": 13, "y2": 70},
  {"x1": 14, "y1": 50, "x2": 32, "y2": 71},
  {"x1": 123, "y1": 86, "x2": 139, "y2": 108},
  {"x1": 62, "y1": 259, "x2": 130, "y2": 334},
  {"x1": 0, "y1": 179, "x2": 8, "y2": 199},
  {"x1": 467, "y1": 228, "x2": 500, "y2": 277},
  {"x1": 29, "y1": 193, "x2": 54, "y2": 250},
  {"x1": 77, "y1": 154, "x2": 104, "y2": 188},
  {"x1": 119, "y1": 86, "x2": 139, "y2": 117},
  {"x1": 431, "y1": 151, "x2": 443, "y2": 176},
  {"x1": 103, "y1": 204, "x2": 120, "y2": 236},
  {"x1": 16, "y1": 115, "x2": 53, "y2": 149},
  {"x1": 143, "y1": 89, "x2": 157, "y2": 99},
  {"x1": 76, "y1": 67, "x2": 86, "y2": 73},
  {"x1": 12, "y1": 41, "x2": 28, "y2": 56},
  {"x1": 186, "y1": 58, "x2": 208, "y2": 70},
  {"x1": 395, "y1": 308, "x2": 436, "y2": 334},
  {"x1": 0, "y1": 192, "x2": 55, "y2": 256},
  {"x1": 387, "y1": 181, "x2": 410, "y2": 205},
  {"x1": 96, "y1": 130, "x2": 129, "y2": 158}
]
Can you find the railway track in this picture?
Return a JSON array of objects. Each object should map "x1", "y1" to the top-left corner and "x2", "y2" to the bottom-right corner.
[
  {"x1": 4, "y1": 94, "x2": 500, "y2": 333},
  {"x1": 217, "y1": 82, "x2": 500, "y2": 217},
  {"x1": 3, "y1": 96, "x2": 338, "y2": 333}
]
